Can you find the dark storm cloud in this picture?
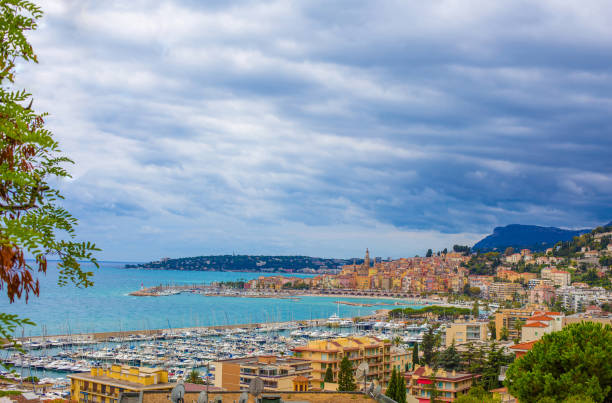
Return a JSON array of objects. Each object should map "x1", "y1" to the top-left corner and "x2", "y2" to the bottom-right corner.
[{"x1": 17, "y1": 0, "x2": 612, "y2": 259}]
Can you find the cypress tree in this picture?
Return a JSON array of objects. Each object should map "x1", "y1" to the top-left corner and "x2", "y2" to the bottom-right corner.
[
  {"x1": 338, "y1": 355, "x2": 356, "y2": 391},
  {"x1": 397, "y1": 371, "x2": 407, "y2": 403},
  {"x1": 412, "y1": 343, "x2": 419, "y2": 366},
  {"x1": 386, "y1": 367, "x2": 398, "y2": 400},
  {"x1": 324, "y1": 365, "x2": 334, "y2": 383}
]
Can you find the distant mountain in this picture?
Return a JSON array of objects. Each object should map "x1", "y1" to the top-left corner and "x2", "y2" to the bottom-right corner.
[
  {"x1": 125, "y1": 255, "x2": 358, "y2": 272},
  {"x1": 472, "y1": 224, "x2": 592, "y2": 252}
]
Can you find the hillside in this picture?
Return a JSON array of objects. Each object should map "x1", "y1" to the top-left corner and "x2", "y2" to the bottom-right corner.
[
  {"x1": 472, "y1": 224, "x2": 591, "y2": 252},
  {"x1": 124, "y1": 255, "x2": 356, "y2": 272}
]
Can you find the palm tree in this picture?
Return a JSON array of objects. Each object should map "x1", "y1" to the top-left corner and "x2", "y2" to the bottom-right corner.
[{"x1": 187, "y1": 369, "x2": 203, "y2": 384}]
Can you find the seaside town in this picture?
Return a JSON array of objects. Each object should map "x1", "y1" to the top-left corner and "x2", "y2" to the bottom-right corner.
[
  {"x1": 2, "y1": 1, "x2": 612, "y2": 403},
  {"x1": 2, "y1": 225, "x2": 612, "y2": 402}
]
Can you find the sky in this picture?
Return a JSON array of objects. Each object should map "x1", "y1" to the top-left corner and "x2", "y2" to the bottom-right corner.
[{"x1": 15, "y1": 0, "x2": 612, "y2": 261}]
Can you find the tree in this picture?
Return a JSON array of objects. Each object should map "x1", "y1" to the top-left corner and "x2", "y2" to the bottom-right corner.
[
  {"x1": 324, "y1": 365, "x2": 334, "y2": 383},
  {"x1": 186, "y1": 370, "x2": 204, "y2": 384},
  {"x1": 505, "y1": 322, "x2": 612, "y2": 402},
  {"x1": 337, "y1": 355, "x2": 356, "y2": 391},
  {"x1": 421, "y1": 327, "x2": 440, "y2": 366},
  {"x1": 455, "y1": 386, "x2": 501, "y2": 403},
  {"x1": 514, "y1": 319, "x2": 525, "y2": 341},
  {"x1": 426, "y1": 249, "x2": 433, "y2": 258},
  {"x1": 0, "y1": 1, "x2": 99, "y2": 350},
  {"x1": 396, "y1": 370, "x2": 407, "y2": 403},
  {"x1": 386, "y1": 367, "x2": 398, "y2": 400},
  {"x1": 487, "y1": 321, "x2": 496, "y2": 340},
  {"x1": 440, "y1": 341, "x2": 461, "y2": 371},
  {"x1": 499, "y1": 326, "x2": 509, "y2": 341},
  {"x1": 481, "y1": 343, "x2": 512, "y2": 391},
  {"x1": 412, "y1": 342, "x2": 419, "y2": 366},
  {"x1": 472, "y1": 301, "x2": 479, "y2": 317}
]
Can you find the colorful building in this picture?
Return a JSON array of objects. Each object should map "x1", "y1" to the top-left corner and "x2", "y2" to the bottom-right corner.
[
  {"x1": 405, "y1": 365, "x2": 480, "y2": 402},
  {"x1": 213, "y1": 355, "x2": 312, "y2": 392},
  {"x1": 68, "y1": 365, "x2": 173, "y2": 403},
  {"x1": 292, "y1": 336, "x2": 392, "y2": 388},
  {"x1": 444, "y1": 321, "x2": 489, "y2": 346}
]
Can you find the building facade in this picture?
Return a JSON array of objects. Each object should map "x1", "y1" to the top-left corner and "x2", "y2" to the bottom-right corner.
[
  {"x1": 68, "y1": 365, "x2": 172, "y2": 403},
  {"x1": 405, "y1": 365, "x2": 480, "y2": 402},
  {"x1": 213, "y1": 356, "x2": 312, "y2": 392},
  {"x1": 292, "y1": 336, "x2": 392, "y2": 389},
  {"x1": 444, "y1": 321, "x2": 489, "y2": 347}
]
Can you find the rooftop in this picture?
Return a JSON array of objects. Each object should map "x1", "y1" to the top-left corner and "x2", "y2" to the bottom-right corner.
[{"x1": 68, "y1": 372, "x2": 174, "y2": 391}]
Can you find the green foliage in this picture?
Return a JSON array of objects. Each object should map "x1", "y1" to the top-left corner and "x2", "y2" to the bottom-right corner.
[
  {"x1": 421, "y1": 327, "x2": 440, "y2": 367},
  {"x1": 426, "y1": 249, "x2": 433, "y2": 258},
  {"x1": 572, "y1": 268, "x2": 611, "y2": 289},
  {"x1": 324, "y1": 365, "x2": 333, "y2": 383},
  {"x1": 454, "y1": 386, "x2": 500, "y2": 403},
  {"x1": 505, "y1": 322, "x2": 612, "y2": 402},
  {"x1": 186, "y1": 370, "x2": 204, "y2": 384},
  {"x1": 439, "y1": 341, "x2": 461, "y2": 371},
  {"x1": 385, "y1": 367, "x2": 406, "y2": 403},
  {"x1": 217, "y1": 280, "x2": 246, "y2": 289},
  {"x1": 481, "y1": 343, "x2": 513, "y2": 391},
  {"x1": 461, "y1": 252, "x2": 501, "y2": 275},
  {"x1": 453, "y1": 245, "x2": 471, "y2": 255},
  {"x1": 0, "y1": 391, "x2": 22, "y2": 397},
  {"x1": 0, "y1": 0, "x2": 99, "y2": 357},
  {"x1": 337, "y1": 355, "x2": 356, "y2": 391},
  {"x1": 386, "y1": 367, "x2": 398, "y2": 400},
  {"x1": 412, "y1": 343, "x2": 419, "y2": 366},
  {"x1": 472, "y1": 301, "x2": 479, "y2": 316},
  {"x1": 389, "y1": 306, "x2": 470, "y2": 319},
  {"x1": 396, "y1": 370, "x2": 406, "y2": 403},
  {"x1": 499, "y1": 326, "x2": 509, "y2": 341},
  {"x1": 281, "y1": 280, "x2": 310, "y2": 289},
  {"x1": 126, "y1": 255, "x2": 353, "y2": 272},
  {"x1": 488, "y1": 321, "x2": 496, "y2": 340}
]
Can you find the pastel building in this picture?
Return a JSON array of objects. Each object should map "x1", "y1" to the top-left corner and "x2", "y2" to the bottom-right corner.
[
  {"x1": 68, "y1": 365, "x2": 173, "y2": 403},
  {"x1": 405, "y1": 365, "x2": 480, "y2": 402}
]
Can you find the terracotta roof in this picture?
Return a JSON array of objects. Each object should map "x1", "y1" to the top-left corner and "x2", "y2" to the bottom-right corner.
[
  {"x1": 523, "y1": 322, "x2": 548, "y2": 328},
  {"x1": 528, "y1": 315, "x2": 554, "y2": 321},
  {"x1": 509, "y1": 340, "x2": 538, "y2": 351}
]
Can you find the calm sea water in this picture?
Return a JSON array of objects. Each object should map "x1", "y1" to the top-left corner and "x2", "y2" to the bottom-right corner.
[{"x1": 0, "y1": 261, "x2": 421, "y2": 337}]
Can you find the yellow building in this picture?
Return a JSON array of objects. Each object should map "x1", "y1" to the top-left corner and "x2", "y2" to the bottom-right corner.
[
  {"x1": 293, "y1": 336, "x2": 392, "y2": 389},
  {"x1": 494, "y1": 309, "x2": 532, "y2": 341},
  {"x1": 390, "y1": 347, "x2": 411, "y2": 372},
  {"x1": 444, "y1": 321, "x2": 489, "y2": 346},
  {"x1": 68, "y1": 365, "x2": 173, "y2": 403},
  {"x1": 356, "y1": 275, "x2": 371, "y2": 290}
]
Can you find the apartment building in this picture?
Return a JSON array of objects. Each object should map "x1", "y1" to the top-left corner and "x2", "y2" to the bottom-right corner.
[
  {"x1": 540, "y1": 267, "x2": 571, "y2": 287},
  {"x1": 68, "y1": 365, "x2": 173, "y2": 403},
  {"x1": 489, "y1": 282, "x2": 525, "y2": 301},
  {"x1": 292, "y1": 336, "x2": 392, "y2": 388},
  {"x1": 213, "y1": 355, "x2": 312, "y2": 392},
  {"x1": 494, "y1": 309, "x2": 533, "y2": 341},
  {"x1": 520, "y1": 312, "x2": 563, "y2": 342},
  {"x1": 444, "y1": 321, "x2": 489, "y2": 347},
  {"x1": 405, "y1": 365, "x2": 480, "y2": 402}
]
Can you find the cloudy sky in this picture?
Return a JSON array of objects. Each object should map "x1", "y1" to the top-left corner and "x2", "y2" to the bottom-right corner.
[{"x1": 17, "y1": 0, "x2": 612, "y2": 261}]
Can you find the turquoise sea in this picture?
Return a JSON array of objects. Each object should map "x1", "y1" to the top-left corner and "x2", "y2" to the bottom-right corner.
[{"x1": 0, "y1": 261, "x2": 422, "y2": 337}]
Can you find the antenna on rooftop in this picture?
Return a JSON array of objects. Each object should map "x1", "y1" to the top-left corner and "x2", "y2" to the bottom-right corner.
[
  {"x1": 170, "y1": 379, "x2": 185, "y2": 403},
  {"x1": 248, "y1": 377, "x2": 264, "y2": 398},
  {"x1": 356, "y1": 362, "x2": 369, "y2": 392},
  {"x1": 196, "y1": 391, "x2": 208, "y2": 403}
]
